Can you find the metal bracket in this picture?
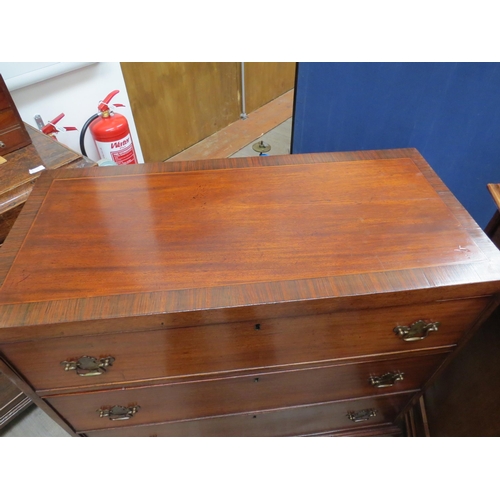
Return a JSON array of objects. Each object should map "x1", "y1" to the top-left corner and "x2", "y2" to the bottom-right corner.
[
  {"x1": 61, "y1": 355, "x2": 115, "y2": 376},
  {"x1": 252, "y1": 140, "x2": 271, "y2": 153},
  {"x1": 394, "y1": 320, "x2": 440, "y2": 342},
  {"x1": 34, "y1": 115, "x2": 45, "y2": 131},
  {"x1": 369, "y1": 371, "x2": 404, "y2": 388},
  {"x1": 347, "y1": 408, "x2": 377, "y2": 423}
]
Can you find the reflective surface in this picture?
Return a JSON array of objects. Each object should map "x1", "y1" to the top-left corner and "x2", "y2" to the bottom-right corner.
[{"x1": 0, "y1": 159, "x2": 483, "y2": 304}]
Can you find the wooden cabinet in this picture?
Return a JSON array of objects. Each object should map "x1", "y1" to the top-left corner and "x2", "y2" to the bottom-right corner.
[
  {"x1": 0, "y1": 124, "x2": 96, "y2": 243},
  {"x1": 0, "y1": 74, "x2": 31, "y2": 156},
  {"x1": 0, "y1": 149, "x2": 499, "y2": 437}
]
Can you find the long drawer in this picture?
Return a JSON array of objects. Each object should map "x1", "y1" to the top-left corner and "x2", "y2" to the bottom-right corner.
[
  {"x1": 45, "y1": 352, "x2": 445, "y2": 432},
  {"x1": 2, "y1": 298, "x2": 488, "y2": 393},
  {"x1": 84, "y1": 392, "x2": 413, "y2": 437}
]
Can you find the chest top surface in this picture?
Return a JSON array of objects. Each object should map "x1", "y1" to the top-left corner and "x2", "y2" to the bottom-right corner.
[{"x1": 1, "y1": 149, "x2": 499, "y2": 331}]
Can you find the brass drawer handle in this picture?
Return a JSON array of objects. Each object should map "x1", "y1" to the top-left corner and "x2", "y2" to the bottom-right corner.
[
  {"x1": 394, "y1": 320, "x2": 440, "y2": 341},
  {"x1": 98, "y1": 405, "x2": 140, "y2": 421},
  {"x1": 369, "y1": 371, "x2": 404, "y2": 388},
  {"x1": 60, "y1": 355, "x2": 115, "y2": 376},
  {"x1": 347, "y1": 409, "x2": 377, "y2": 423},
  {"x1": 0, "y1": 141, "x2": 5, "y2": 148}
]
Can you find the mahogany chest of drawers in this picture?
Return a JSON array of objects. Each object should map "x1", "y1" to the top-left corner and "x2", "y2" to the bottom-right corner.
[{"x1": 0, "y1": 149, "x2": 499, "y2": 437}]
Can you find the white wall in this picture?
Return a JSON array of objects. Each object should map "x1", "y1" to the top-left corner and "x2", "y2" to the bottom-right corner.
[{"x1": 5, "y1": 62, "x2": 144, "y2": 163}]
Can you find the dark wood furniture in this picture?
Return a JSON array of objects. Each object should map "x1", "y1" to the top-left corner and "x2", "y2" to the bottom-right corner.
[
  {"x1": 410, "y1": 182, "x2": 500, "y2": 437},
  {"x1": 0, "y1": 74, "x2": 31, "y2": 156},
  {"x1": 0, "y1": 149, "x2": 499, "y2": 437},
  {"x1": 485, "y1": 183, "x2": 500, "y2": 248},
  {"x1": 0, "y1": 124, "x2": 95, "y2": 243},
  {"x1": 0, "y1": 369, "x2": 31, "y2": 429},
  {"x1": 0, "y1": 123, "x2": 96, "y2": 430}
]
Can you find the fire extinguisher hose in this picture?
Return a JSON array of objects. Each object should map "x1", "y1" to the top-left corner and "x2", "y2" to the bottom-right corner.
[{"x1": 79, "y1": 113, "x2": 99, "y2": 157}]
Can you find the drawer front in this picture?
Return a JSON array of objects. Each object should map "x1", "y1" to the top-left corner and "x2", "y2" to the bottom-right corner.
[
  {"x1": 0, "y1": 108, "x2": 19, "y2": 131},
  {"x1": 0, "y1": 90, "x2": 10, "y2": 110},
  {"x1": 84, "y1": 393, "x2": 413, "y2": 437},
  {"x1": 2, "y1": 297, "x2": 488, "y2": 393},
  {"x1": 0, "y1": 125, "x2": 31, "y2": 155},
  {"x1": 46, "y1": 352, "x2": 444, "y2": 432}
]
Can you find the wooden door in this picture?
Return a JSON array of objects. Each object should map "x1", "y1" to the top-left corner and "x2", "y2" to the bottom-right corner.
[
  {"x1": 244, "y1": 62, "x2": 296, "y2": 113},
  {"x1": 121, "y1": 62, "x2": 295, "y2": 162}
]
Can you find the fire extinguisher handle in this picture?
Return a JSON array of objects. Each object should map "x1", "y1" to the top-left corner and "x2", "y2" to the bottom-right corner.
[
  {"x1": 50, "y1": 113, "x2": 65, "y2": 125},
  {"x1": 41, "y1": 123, "x2": 57, "y2": 135},
  {"x1": 98, "y1": 90, "x2": 122, "y2": 113},
  {"x1": 42, "y1": 113, "x2": 65, "y2": 135},
  {"x1": 102, "y1": 90, "x2": 120, "y2": 105}
]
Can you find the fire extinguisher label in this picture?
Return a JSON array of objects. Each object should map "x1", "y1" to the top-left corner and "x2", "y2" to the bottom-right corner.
[{"x1": 95, "y1": 133, "x2": 138, "y2": 165}]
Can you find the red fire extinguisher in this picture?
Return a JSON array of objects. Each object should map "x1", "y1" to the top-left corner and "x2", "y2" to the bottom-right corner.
[{"x1": 83, "y1": 90, "x2": 138, "y2": 165}]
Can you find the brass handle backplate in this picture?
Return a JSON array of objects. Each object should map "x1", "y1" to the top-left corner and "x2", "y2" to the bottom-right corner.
[
  {"x1": 369, "y1": 371, "x2": 404, "y2": 388},
  {"x1": 97, "y1": 405, "x2": 140, "y2": 421},
  {"x1": 347, "y1": 409, "x2": 377, "y2": 423},
  {"x1": 394, "y1": 320, "x2": 440, "y2": 341},
  {"x1": 61, "y1": 355, "x2": 115, "y2": 376}
]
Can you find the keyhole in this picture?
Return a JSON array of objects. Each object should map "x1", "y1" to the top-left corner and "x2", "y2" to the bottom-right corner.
[
  {"x1": 254, "y1": 377, "x2": 260, "y2": 382},
  {"x1": 255, "y1": 324, "x2": 261, "y2": 330}
]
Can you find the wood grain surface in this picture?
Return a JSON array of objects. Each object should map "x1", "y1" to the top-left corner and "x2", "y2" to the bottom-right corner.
[
  {"x1": 1, "y1": 148, "x2": 500, "y2": 438},
  {"x1": 0, "y1": 124, "x2": 95, "y2": 215},
  {"x1": 0, "y1": 158, "x2": 484, "y2": 304},
  {"x1": 44, "y1": 354, "x2": 444, "y2": 431},
  {"x1": 0, "y1": 75, "x2": 31, "y2": 155},
  {"x1": 121, "y1": 62, "x2": 241, "y2": 162},
  {"x1": 0, "y1": 149, "x2": 500, "y2": 337},
  {"x1": 83, "y1": 392, "x2": 413, "y2": 436},
  {"x1": 0, "y1": 203, "x2": 23, "y2": 245},
  {"x1": 487, "y1": 183, "x2": 500, "y2": 209},
  {"x1": 243, "y1": 62, "x2": 295, "y2": 114},
  {"x1": 167, "y1": 90, "x2": 294, "y2": 162},
  {"x1": 3, "y1": 299, "x2": 484, "y2": 393},
  {"x1": 121, "y1": 62, "x2": 295, "y2": 162}
]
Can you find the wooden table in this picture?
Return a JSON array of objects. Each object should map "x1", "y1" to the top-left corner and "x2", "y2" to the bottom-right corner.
[
  {"x1": 0, "y1": 124, "x2": 96, "y2": 430},
  {"x1": 0, "y1": 149, "x2": 499, "y2": 437},
  {"x1": 0, "y1": 124, "x2": 95, "y2": 244}
]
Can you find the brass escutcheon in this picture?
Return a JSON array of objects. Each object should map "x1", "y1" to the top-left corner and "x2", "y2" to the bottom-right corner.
[
  {"x1": 97, "y1": 405, "x2": 140, "y2": 421},
  {"x1": 347, "y1": 408, "x2": 377, "y2": 423},
  {"x1": 60, "y1": 355, "x2": 115, "y2": 376},
  {"x1": 369, "y1": 371, "x2": 404, "y2": 388},
  {"x1": 394, "y1": 320, "x2": 440, "y2": 341}
]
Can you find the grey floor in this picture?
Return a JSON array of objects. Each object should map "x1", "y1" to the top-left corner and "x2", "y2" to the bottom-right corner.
[
  {"x1": 0, "y1": 118, "x2": 293, "y2": 438},
  {"x1": 1, "y1": 405, "x2": 71, "y2": 437},
  {"x1": 230, "y1": 118, "x2": 292, "y2": 158}
]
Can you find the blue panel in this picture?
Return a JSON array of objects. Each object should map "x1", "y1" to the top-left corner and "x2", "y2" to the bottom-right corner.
[{"x1": 292, "y1": 63, "x2": 500, "y2": 228}]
